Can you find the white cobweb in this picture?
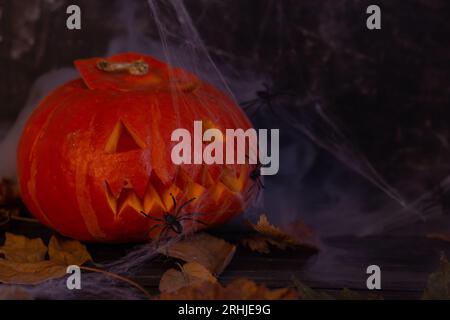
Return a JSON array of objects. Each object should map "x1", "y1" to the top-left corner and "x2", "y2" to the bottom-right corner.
[{"x1": 1, "y1": 0, "x2": 448, "y2": 299}]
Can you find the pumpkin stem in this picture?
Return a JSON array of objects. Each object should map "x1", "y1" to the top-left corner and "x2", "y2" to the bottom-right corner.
[{"x1": 96, "y1": 59, "x2": 149, "y2": 76}]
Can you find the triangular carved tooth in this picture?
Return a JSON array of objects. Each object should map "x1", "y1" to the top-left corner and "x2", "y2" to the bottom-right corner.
[
  {"x1": 117, "y1": 189, "x2": 143, "y2": 214},
  {"x1": 104, "y1": 181, "x2": 118, "y2": 214},
  {"x1": 210, "y1": 181, "x2": 226, "y2": 202},
  {"x1": 220, "y1": 167, "x2": 241, "y2": 193},
  {"x1": 184, "y1": 181, "x2": 205, "y2": 203},
  {"x1": 105, "y1": 180, "x2": 144, "y2": 219},
  {"x1": 200, "y1": 165, "x2": 214, "y2": 188},
  {"x1": 143, "y1": 183, "x2": 163, "y2": 213},
  {"x1": 160, "y1": 184, "x2": 181, "y2": 212}
]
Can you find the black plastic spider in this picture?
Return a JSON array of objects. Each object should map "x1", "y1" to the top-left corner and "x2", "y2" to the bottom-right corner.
[
  {"x1": 240, "y1": 83, "x2": 295, "y2": 116},
  {"x1": 140, "y1": 194, "x2": 207, "y2": 240}
]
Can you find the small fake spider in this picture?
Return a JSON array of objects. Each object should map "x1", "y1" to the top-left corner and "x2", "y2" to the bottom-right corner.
[
  {"x1": 140, "y1": 194, "x2": 208, "y2": 240},
  {"x1": 240, "y1": 83, "x2": 295, "y2": 116}
]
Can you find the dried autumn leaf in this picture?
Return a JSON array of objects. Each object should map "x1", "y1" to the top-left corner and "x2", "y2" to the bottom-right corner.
[
  {"x1": 158, "y1": 233, "x2": 236, "y2": 275},
  {"x1": 0, "y1": 260, "x2": 66, "y2": 285},
  {"x1": 292, "y1": 277, "x2": 333, "y2": 300},
  {"x1": 242, "y1": 214, "x2": 318, "y2": 254},
  {"x1": 0, "y1": 233, "x2": 47, "y2": 263},
  {"x1": 284, "y1": 219, "x2": 317, "y2": 246},
  {"x1": 0, "y1": 286, "x2": 32, "y2": 300},
  {"x1": 48, "y1": 235, "x2": 92, "y2": 266},
  {"x1": 336, "y1": 288, "x2": 382, "y2": 300},
  {"x1": 292, "y1": 277, "x2": 382, "y2": 300},
  {"x1": 159, "y1": 278, "x2": 298, "y2": 300},
  {"x1": 159, "y1": 262, "x2": 217, "y2": 293},
  {"x1": 0, "y1": 233, "x2": 93, "y2": 286},
  {"x1": 422, "y1": 253, "x2": 450, "y2": 300},
  {"x1": 226, "y1": 278, "x2": 298, "y2": 300},
  {"x1": 242, "y1": 237, "x2": 271, "y2": 254}
]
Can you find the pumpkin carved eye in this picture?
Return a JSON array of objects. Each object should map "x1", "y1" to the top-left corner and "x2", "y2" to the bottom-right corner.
[{"x1": 104, "y1": 120, "x2": 145, "y2": 154}]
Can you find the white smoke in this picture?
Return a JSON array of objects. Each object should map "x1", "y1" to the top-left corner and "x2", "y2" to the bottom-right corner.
[{"x1": 0, "y1": 68, "x2": 78, "y2": 180}]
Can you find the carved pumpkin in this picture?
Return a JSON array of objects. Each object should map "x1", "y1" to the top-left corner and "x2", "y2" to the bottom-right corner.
[{"x1": 17, "y1": 53, "x2": 255, "y2": 242}]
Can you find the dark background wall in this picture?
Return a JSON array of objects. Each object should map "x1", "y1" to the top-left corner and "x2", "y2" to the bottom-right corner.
[{"x1": 1, "y1": 0, "x2": 449, "y2": 208}]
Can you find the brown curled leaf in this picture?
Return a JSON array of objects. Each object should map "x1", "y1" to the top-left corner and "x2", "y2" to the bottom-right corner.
[
  {"x1": 159, "y1": 277, "x2": 298, "y2": 300},
  {"x1": 0, "y1": 260, "x2": 66, "y2": 285},
  {"x1": 422, "y1": 253, "x2": 450, "y2": 300},
  {"x1": 158, "y1": 233, "x2": 236, "y2": 276},
  {"x1": 242, "y1": 214, "x2": 319, "y2": 254},
  {"x1": 0, "y1": 233, "x2": 93, "y2": 286},
  {"x1": 159, "y1": 262, "x2": 217, "y2": 293},
  {"x1": 0, "y1": 233, "x2": 47, "y2": 263},
  {"x1": 48, "y1": 235, "x2": 92, "y2": 266}
]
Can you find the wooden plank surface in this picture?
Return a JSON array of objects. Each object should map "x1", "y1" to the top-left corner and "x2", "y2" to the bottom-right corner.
[{"x1": 3, "y1": 221, "x2": 450, "y2": 299}]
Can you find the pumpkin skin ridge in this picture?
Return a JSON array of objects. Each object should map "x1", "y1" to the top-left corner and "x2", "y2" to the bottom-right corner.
[
  {"x1": 19, "y1": 80, "x2": 90, "y2": 232},
  {"x1": 17, "y1": 53, "x2": 257, "y2": 242},
  {"x1": 20, "y1": 100, "x2": 62, "y2": 228},
  {"x1": 37, "y1": 84, "x2": 106, "y2": 240},
  {"x1": 74, "y1": 115, "x2": 109, "y2": 240}
]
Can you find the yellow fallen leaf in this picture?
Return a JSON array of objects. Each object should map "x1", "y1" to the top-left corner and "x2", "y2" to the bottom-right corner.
[
  {"x1": 159, "y1": 262, "x2": 217, "y2": 293},
  {"x1": 422, "y1": 253, "x2": 450, "y2": 300},
  {"x1": 0, "y1": 233, "x2": 93, "y2": 286},
  {"x1": 241, "y1": 237, "x2": 271, "y2": 254},
  {"x1": 48, "y1": 235, "x2": 92, "y2": 266},
  {"x1": 292, "y1": 276, "x2": 381, "y2": 300},
  {"x1": 226, "y1": 278, "x2": 297, "y2": 300},
  {"x1": 158, "y1": 233, "x2": 236, "y2": 275},
  {"x1": 243, "y1": 241, "x2": 272, "y2": 253},
  {"x1": 159, "y1": 278, "x2": 298, "y2": 300},
  {"x1": 0, "y1": 286, "x2": 32, "y2": 300},
  {"x1": 242, "y1": 214, "x2": 318, "y2": 254},
  {"x1": 0, "y1": 260, "x2": 66, "y2": 285},
  {"x1": 0, "y1": 233, "x2": 47, "y2": 263},
  {"x1": 292, "y1": 277, "x2": 333, "y2": 300},
  {"x1": 284, "y1": 219, "x2": 317, "y2": 246}
]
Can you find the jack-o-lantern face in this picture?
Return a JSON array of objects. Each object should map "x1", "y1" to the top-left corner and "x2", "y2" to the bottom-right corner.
[{"x1": 17, "y1": 53, "x2": 255, "y2": 242}]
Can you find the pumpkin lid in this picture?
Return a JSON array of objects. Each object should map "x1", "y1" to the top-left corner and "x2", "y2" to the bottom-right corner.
[{"x1": 74, "y1": 52, "x2": 198, "y2": 92}]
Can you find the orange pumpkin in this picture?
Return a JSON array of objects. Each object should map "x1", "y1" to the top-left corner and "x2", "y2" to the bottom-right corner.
[{"x1": 17, "y1": 53, "x2": 255, "y2": 242}]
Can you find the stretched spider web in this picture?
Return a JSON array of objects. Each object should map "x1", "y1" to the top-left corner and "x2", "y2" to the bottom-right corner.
[{"x1": 1, "y1": 0, "x2": 447, "y2": 299}]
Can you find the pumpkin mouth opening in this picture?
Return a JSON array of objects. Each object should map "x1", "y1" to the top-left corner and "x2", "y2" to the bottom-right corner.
[
  {"x1": 104, "y1": 173, "x2": 180, "y2": 220},
  {"x1": 103, "y1": 165, "x2": 250, "y2": 220}
]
